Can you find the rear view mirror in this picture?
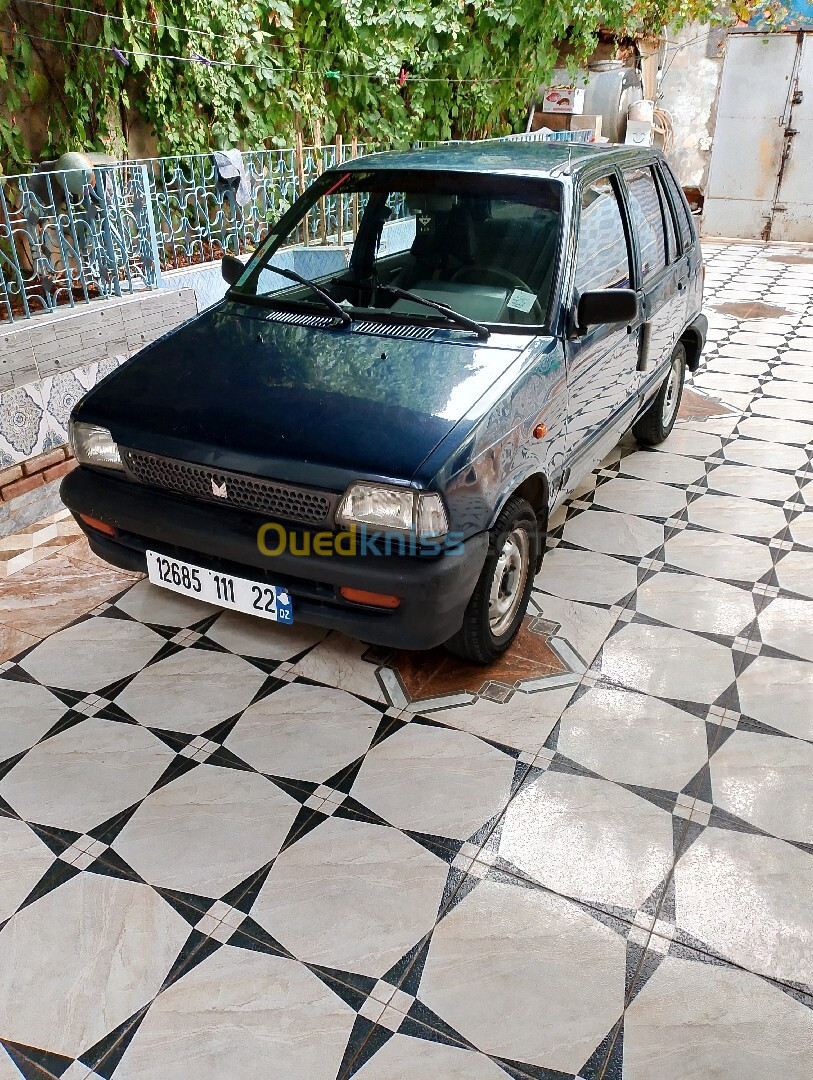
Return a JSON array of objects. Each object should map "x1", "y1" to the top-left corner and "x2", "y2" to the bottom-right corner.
[
  {"x1": 575, "y1": 289, "x2": 638, "y2": 333},
  {"x1": 221, "y1": 254, "x2": 244, "y2": 286},
  {"x1": 405, "y1": 193, "x2": 458, "y2": 214}
]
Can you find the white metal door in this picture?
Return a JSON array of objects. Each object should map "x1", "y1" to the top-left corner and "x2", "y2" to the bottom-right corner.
[
  {"x1": 703, "y1": 31, "x2": 813, "y2": 241},
  {"x1": 771, "y1": 32, "x2": 813, "y2": 239}
]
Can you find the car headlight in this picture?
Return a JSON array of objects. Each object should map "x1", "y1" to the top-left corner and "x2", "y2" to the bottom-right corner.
[
  {"x1": 69, "y1": 421, "x2": 124, "y2": 471},
  {"x1": 336, "y1": 483, "x2": 448, "y2": 538}
]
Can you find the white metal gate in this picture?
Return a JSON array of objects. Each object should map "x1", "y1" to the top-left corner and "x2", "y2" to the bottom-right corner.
[{"x1": 703, "y1": 30, "x2": 813, "y2": 242}]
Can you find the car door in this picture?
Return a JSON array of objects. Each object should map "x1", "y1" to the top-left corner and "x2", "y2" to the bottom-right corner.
[
  {"x1": 564, "y1": 173, "x2": 641, "y2": 464},
  {"x1": 620, "y1": 164, "x2": 682, "y2": 383}
]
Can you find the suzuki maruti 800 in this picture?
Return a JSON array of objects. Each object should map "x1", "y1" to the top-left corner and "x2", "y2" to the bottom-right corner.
[{"x1": 62, "y1": 142, "x2": 706, "y2": 662}]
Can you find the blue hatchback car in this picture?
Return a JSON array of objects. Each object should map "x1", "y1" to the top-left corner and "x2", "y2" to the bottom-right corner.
[{"x1": 63, "y1": 142, "x2": 706, "y2": 662}]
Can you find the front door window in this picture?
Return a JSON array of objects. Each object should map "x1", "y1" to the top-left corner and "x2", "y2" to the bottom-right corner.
[{"x1": 573, "y1": 176, "x2": 632, "y2": 296}]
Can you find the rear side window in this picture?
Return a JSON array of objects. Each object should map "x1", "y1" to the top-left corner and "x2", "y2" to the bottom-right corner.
[
  {"x1": 574, "y1": 176, "x2": 632, "y2": 294},
  {"x1": 660, "y1": 164, "x2": 695, "y2": 253},
  {"x1": 654, "y1": 169, "x2": 678, "y2": 262},
  {"x1": 624, "y1": 167, "x2": 667, "y2": 283}
]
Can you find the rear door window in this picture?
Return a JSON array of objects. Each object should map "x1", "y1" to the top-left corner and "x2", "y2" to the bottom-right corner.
[
  {"x1": 654, "y1": 169, "x2": 679, "y2": 262},
  {"x1": 659, "y1": 165, "x2": 695, "y2": 253},
  {"x1": 574, "y1": 176, "x2": 633, "y2": 294},
  {"x1": 623, "y1": 167, "x2": 668, "y2": 284}
]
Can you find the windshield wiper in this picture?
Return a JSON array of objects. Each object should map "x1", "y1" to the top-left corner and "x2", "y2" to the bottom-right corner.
[
  {"x1": 255, "y1": 263, "x2": 352, "y2": 327},
  {"x1": 377, "y1": 284, "x2": 490, "y2": 340}
]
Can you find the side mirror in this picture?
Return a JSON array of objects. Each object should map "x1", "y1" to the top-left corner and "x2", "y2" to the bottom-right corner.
[
  {"x1": 575, "y1": 289, "x2": 638, "y2": 334},
  {"x1": 221, "y1": 254, "x2": 244, "y2": 286}
]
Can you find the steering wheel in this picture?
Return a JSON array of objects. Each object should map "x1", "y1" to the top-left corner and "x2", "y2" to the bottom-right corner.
[{"x1": 450, "y1": 265, "x2": 544, "y2": 323}]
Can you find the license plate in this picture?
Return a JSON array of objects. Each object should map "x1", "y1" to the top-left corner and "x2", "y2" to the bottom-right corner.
[{"x1": 146, "y1": 550, "x2": 293, "y2": 624}]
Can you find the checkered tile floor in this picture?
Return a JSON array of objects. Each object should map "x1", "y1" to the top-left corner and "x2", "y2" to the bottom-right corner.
[{"x1": 1, "y1": 240, "x2": 812, "y2": 1079}]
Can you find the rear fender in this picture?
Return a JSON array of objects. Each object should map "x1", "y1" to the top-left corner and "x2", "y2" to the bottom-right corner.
[{"x1": 681, "y1": 313, "x2": 708, "y2": 372}]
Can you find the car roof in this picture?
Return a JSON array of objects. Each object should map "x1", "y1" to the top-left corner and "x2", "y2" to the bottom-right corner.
[{"x1": 339, "y1": 140, "x2": 660, "y2": 181}]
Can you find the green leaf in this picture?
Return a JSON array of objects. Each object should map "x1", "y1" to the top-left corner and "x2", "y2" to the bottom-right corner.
[{"x1": 26, "y1": 69, "x2": 49, "y2": 104}]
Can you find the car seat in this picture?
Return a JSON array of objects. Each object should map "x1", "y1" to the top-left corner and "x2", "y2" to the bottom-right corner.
[{"x1": 395, "y1": 200, "x2": 476, "y2": 289}]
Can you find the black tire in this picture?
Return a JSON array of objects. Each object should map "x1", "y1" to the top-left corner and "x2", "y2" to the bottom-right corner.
[
  {"x1": 444, "y1": 495, "x2": 540, "y2": 665},
  {"x1": 632, "y1": 343, "x2": 686, "y2": 446}
]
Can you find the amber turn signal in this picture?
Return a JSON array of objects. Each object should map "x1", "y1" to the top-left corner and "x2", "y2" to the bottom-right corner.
[
  {"x1": 340, "y1": 587, "x2": 401, "y2": 609},
  {"x1": 532, "y1": 423, "x2": 548, "y2": 439},
  {"x1": 79, "y1": 514, "x2": 116, "y2": 537}
]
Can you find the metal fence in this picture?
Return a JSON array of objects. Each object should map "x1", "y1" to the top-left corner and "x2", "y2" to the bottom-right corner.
[
  {"x1": 0, "y1": 130, "x2": 594, "y2": 324},
  {"x1": 0, "y1": 163, "x2": 159, "y2": 323},
  {"x1": 134, "y1": 141, "x2": 377, "y2": 273}
]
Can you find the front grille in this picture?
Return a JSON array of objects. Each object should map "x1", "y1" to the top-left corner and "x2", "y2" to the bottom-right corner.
[{"x1": 121, "y1": 448, "x2": 336, "y2": 526}]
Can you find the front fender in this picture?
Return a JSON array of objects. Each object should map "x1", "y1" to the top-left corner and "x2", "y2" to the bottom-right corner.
[{"x1": 432, "y1": 340, "x2": 567, "y2": 538}]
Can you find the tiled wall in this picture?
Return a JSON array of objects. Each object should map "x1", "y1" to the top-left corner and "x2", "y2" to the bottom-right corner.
[{"x1": 0, "y1": 288, "x2": 198, "y2": 536}]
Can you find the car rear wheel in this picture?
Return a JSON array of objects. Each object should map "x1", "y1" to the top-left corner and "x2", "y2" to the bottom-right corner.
[
  {"x1": 632, "y1": 342, "x2": 686, "y2": 446},
  {"x1": 444, "y1": 495, "x2": 540, "y2": 665}
]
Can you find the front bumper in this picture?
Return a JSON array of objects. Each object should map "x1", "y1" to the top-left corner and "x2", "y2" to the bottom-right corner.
[{"x1": 61, "y1": 467, "x2": 488, "y2": 651}]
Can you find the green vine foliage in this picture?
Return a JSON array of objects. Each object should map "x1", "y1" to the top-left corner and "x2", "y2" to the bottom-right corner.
[{"x1": 0, "y1": 1, "x2": 721, "y2": 172}]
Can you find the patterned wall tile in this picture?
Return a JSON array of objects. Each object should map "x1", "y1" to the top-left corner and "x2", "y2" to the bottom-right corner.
[{"x1": 0, "y1": 383, "x2": 50, "y2": 467}]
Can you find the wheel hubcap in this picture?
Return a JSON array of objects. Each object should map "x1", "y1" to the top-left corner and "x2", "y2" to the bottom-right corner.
[
  {"x1": 488, "y1": 527, "x2": 530, "y2": 637},
  {"x1": 662, "y1": 355, "x2": 682, "y2": 426}
]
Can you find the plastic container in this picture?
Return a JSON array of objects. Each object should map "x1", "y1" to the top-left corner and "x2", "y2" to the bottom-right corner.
[{"x1": 628, "y1": 99, "x2": 655, "y2": 124}]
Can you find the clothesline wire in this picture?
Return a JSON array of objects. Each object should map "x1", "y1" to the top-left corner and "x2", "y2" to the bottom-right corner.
[
  {"x1": 8, "y1": 26, "x2": 524, "y2": 83},
  {"x1": 13, "y1": 0, "x2": 331, "y2": 53},
  {"x1": 12, "y1": 0, "x2": 722, "y2": 88},
  {"x1": 8, "y1": 0, "x2": 525, "y2": 80}
]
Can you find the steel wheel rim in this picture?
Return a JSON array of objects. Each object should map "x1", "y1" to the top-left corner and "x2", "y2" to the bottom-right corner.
[
  {"x1": 662, "y1": 354, "x2": 682, "y2": 426},
  {"x1": 488, "y1": 527, "x2": 530, "y2": 637}
]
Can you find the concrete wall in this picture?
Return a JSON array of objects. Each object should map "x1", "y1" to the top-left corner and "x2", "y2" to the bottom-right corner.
[
  {"x1": 157, "y1": 216, "x2": 414, "y2": 313},
  {"x1": 657, "y1": 21, "x2": 729, "y2": 193},
  {"x1": 158, "y1": 246, "x2": 350, "y2": 313}
]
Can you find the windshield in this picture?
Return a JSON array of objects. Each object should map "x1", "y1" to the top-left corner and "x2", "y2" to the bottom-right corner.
[{"x1": 234, "y1": 169, "x2": 562, "y2": 330}]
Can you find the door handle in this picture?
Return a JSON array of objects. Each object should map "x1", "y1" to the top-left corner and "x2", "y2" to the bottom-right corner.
[{"x1": 677, "y1": 280, "x2": 687, "y2": 291}]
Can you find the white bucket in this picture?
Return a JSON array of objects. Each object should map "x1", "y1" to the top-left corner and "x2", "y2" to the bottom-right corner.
[{"x1": 628, "y1": 99, "x2": 655, "y2": 123}]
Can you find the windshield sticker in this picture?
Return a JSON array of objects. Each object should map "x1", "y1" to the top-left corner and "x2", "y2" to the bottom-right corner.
[{"x1": 506, "y1": 289, "x2": 537, "y2": 313}]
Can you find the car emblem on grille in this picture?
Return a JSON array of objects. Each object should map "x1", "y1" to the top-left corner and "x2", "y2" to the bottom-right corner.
[{"x1": 211, "y1": 478, "x2": 228, "y2": 499}]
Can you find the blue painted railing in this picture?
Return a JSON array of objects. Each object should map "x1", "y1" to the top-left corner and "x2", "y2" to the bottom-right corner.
[
  {"x1": 0, "y1": 162, "x2": 159, "y2": 323},
  {"x1": 133, "y1": 142, "x2": 377, "y2": 272}
]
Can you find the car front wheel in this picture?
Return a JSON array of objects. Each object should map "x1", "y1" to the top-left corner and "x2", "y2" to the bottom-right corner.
[
  {"x1": 632, "y1": 342, "x2": 686, "y2": 446},
  {"x1": 444, "y1": 495, "x2": 540, "y2": 665}
]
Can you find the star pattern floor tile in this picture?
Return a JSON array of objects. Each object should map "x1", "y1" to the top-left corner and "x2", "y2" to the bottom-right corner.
[{"x1": 1, "y1": 240, "x2": 813, "y2": 1077}]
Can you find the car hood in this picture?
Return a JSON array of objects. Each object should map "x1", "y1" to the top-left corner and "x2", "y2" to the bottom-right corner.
[{"x1": 77, "y1": 301, "x2": 527, "y2": 489}]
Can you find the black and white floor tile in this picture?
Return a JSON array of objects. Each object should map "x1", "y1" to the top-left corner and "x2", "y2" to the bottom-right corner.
[{"x1": 1, "y1": 241, "x2": 813, "y2": 1078}]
